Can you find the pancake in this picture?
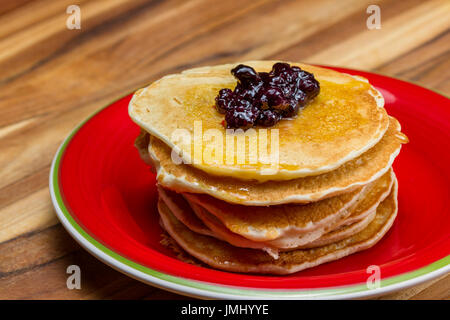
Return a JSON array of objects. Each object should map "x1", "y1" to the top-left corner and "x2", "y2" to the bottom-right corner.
[
  {"x1": 185, "y1": 170, "x2": 393, "y2": 242},
  {"x1": 134, "y1": 129, "x2": 152, "y2": 166},
  {"x1": 130, "y1": 60, "x2": 389, "y2": 182},
  {"x1": 187, "y1": 198, "x2": 379, "y2": 253},
  {"x1": 158, "y1": 186, "x2": 213, "y2": 237},
  {"x1": 158, "y1": 190, "x2": 366, "y2": 259},
  {"x1": 146, "y1": 116, "x2": 407, "y2": 205},
  {"x1": 158, "y1": 186, "x2": 281, "y2": 258},
  {"x1": 156, "y1": 170, "x2": 393, "y2": 254},
  {"x1": 299, "y1": 210, "x2": 378, "y2": 249},
  {"x1": 185, "y1": 169, "x2": 393, "y2": 247},
  {"x1": 184, "y1": 182, "x2": 363, "y2": 242},
  {"x1": 323, "y1": 167, "x2": 394, "y2": 229},
  {"x1": 187, "y1": 200, "x2": 282, "y2": 258},
  {"x1": 158, "y1": 179, "x2": 398, "y2": 274}
]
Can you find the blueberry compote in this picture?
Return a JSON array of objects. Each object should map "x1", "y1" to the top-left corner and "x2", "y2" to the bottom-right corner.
[{"x1": 215, "y1": 63, "x2": 320, "y2": 129}]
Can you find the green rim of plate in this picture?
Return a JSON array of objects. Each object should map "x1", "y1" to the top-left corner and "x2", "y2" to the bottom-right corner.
[{"x1": 50, "y1": 83, "x2": 449, "y2": 299}]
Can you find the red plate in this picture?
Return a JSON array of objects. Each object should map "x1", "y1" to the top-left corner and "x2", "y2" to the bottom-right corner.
[{"x1": 50, "y1": 67, "x2": 450, "y2": 299}]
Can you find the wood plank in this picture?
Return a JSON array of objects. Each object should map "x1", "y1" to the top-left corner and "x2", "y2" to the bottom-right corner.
[
  {"x1": 0, "y1": 188, "x2": 57, "y2": 243},
  {"x1": 306, "y1": 0, "x2": 450, "y2": 69},
  {"x1": 375, "y1": 30, "x2": 450, "y2": 94}
]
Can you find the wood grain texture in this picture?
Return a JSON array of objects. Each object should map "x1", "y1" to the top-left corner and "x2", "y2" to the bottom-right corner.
[{"x1": 0, "y1": 0, "x2": 449, "y2": 300}]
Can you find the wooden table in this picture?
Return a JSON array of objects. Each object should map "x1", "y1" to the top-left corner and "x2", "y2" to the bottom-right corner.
[{"x1": 0, "y1": 0, "x2": 449, "y2": 300}]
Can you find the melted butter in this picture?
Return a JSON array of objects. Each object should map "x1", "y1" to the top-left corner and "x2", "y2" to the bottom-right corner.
[
  {"x1": 183, "y1": 83, "x2": 235, "y2": 131},
  {"x1": 395, "y1": 132, "x2": 409, "y2": 144},
  {"x1": 276, "y1": 80, "x2": 372, "y2": 144},
  {"x1": 180, "y1": 79, "x2": 376, "y2": 171}
]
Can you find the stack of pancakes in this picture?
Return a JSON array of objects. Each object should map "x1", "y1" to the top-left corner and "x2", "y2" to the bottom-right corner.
[{"x1": 129, "y1": 61, "x2": 408, "y2": 274}]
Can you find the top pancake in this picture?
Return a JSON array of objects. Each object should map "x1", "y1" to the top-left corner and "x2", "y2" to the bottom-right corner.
[{"x1": 129, "y1": 60, "x2": 389, "y2": 182}]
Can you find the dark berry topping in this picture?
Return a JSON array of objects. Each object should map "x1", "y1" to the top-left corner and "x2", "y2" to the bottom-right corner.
[
  {"x1": 215, "y1": 88, "x2": 233, "y2": 114},
  {"x1": 215, "y1": 63, "x2": 320, "y2": 129},
  {"x1": 231, "y1": 64, "x2": 260, "y2": 84},
  {"x1": 271, "y1": 62, "x2": 291, "y2": 75},
  {"x1": 225, "y1": 104, "x2": 260, "y2": 130},
  {"x1": 257, "y1": 109, "x2": 281, "y2": 127}
]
